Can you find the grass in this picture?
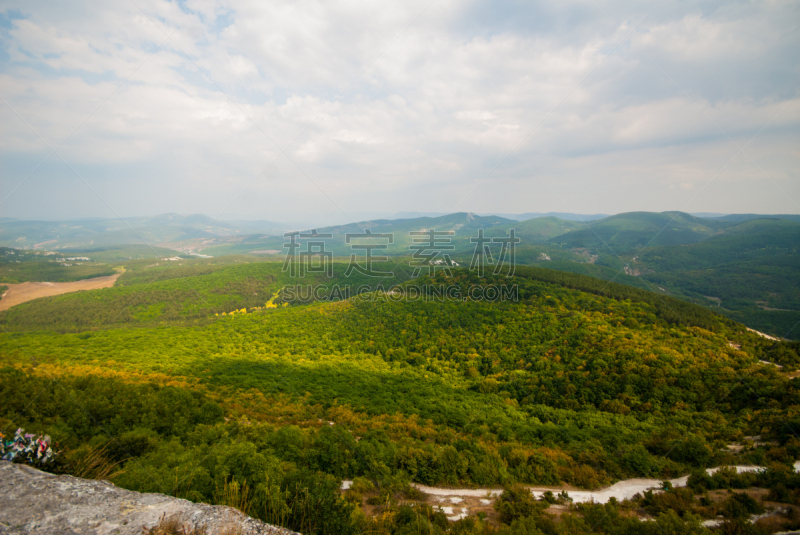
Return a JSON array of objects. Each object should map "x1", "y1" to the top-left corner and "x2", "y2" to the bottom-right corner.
[
  {"x1": 215, "y1": 479, "x2": 254, "y2": 517},
  {"x1": 70, "y1": 442, "x2": 126, "y2": 481},
  {"x1": 143, "y1": 514, "x2": 209, "y2": 535}
]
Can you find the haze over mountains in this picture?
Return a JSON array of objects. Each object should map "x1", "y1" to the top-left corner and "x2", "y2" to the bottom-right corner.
[
  {"x1": 2, "y1": 211, "x2": 798, "y2": 251},
  {"x1": 1, "y1": 210, "x2": 798, "y2": 339}
]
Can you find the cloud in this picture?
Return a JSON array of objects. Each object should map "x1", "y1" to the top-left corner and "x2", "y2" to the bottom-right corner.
[{"x1": 0, "y1": 0, "x2": 797, "y2": 221}]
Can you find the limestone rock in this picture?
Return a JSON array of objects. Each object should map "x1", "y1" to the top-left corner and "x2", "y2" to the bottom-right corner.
[{"x1": 0, "y1": 461, "x2": 300, "y2": 535}]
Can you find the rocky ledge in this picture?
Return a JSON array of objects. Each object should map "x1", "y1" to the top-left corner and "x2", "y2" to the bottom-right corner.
[{"x1": 0, "y1": 461, "x2": 300, "y2": 535}]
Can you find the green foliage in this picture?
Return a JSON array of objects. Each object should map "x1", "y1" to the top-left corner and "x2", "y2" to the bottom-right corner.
[
  {"x1": 494, "y1": 485, "x2": 547, "y2": 524},
  {"x1": 721, "y1": 492, "x2": 764, "y2": 519},
  {"x1": 760, "y1": 341, "x2": 800, "y2": 369},
  {"x1": 545, "y1": 211, "x2": 722, "y2": 251},
  {"x1": 0, "y1": 259, "x2": 409, "y2": 331},
  {"x1": 0, "y1": 368, "x2": 224, "y2": 444},
  {"x1": 3, "y1": 265, "x2": 797, "y2": 490},
  {"x1": 0, "y1": 250, "x2": 115, "y2": 283},
  {"x1": 640, "y1": 487, "x2": 696, "y2": 517},
  {"x1": 391, "y1": 504, "x2": 447, "y2": 535},
  {"x1": 509, "y1": 265, "x2": 740, "y2": 332},
  {"x1": 634, "y1": 220, "x2": 800, "y2": 338},
  {"x1": 495, "y1": 516, "x2": 546, "y2": 535},
  {"x1": 278, "y1": 470, "x2": 356, "y2": 535},
  {"x1": 1, "y1": 257, "x2": 798, "y2": 534}
]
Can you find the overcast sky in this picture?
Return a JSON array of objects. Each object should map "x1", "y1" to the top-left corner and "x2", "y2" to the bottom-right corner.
[{"x1": 1, "y1": 0, "x2": 798, "y2": 224}]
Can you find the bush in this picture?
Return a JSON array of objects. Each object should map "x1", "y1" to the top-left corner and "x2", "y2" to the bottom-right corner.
[
  {"x1": 722, "y1": 492, "x2": 764, "y2": 519},
  {"x1": 279, "y1": 470, "x2": 356, "y2": 535},
  {"x1": 494, "y1": 485, "x2": 546, "y2": 524}
]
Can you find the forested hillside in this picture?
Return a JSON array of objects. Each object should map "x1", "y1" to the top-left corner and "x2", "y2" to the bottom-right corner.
[
  {"x1": 0, "y1": 247, "x2": 116, "y2": 283},
  {"x1": 192, "y1": 211, "x2": 800, "y2": 339},
  {"x1": 634, "y1": 220, "x2": 800, "y2": 337},
  {"x1": 1, "y1": 260, "x2": 799, "y2": 533},
  {"x1": 0, "y1": 259, "x2": 410, "y2": 331},
  {"x1": 3, "y1": 210, "x2": 797, "y2": 338}
]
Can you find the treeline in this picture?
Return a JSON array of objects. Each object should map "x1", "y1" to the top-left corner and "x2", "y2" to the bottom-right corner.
[
  {"x1": 0, "y1": 260, "x2": 407, "y2": 332},
  {"x1": 508, "y1": 266, "x2": 741, "y2": 332},
  {"x1": 0, "y1": 261, "x2": 115, "y2": 284}
]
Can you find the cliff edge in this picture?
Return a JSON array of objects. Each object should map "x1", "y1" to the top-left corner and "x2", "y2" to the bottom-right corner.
[{"x1": 0, "y1": 461, "x2": 300, "y2": 535}]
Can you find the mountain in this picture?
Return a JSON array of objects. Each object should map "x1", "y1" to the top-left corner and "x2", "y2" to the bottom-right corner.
[
  {"x1": 512, "y1": 216, "x2": 586, "y2": 243},
  {"x1": 544, "y1": 211, "x2": 726, "y2": 252},
  {"x1": 634, "y1": 218, "x2": 800, "y2": 337},
  {"x1": 705, "y1": 213, "x2": 800, "y2": 223},
  {"x1": 194, "y1": 212, "x2": 519, "y2": 257},
  {"x1": 3, "y1": 210, "x2": 798, "y2": 337},
  {"x1": 501, "y1": 212, "x2": 609, "y2": 222},
  {"x1": 0, "y1": 214, "x2": 291, "y2": 249}
]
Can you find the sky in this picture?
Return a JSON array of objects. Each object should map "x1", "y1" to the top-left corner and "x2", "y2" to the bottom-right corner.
[{"x1": 0, "y1": 0, "x2": 798, "y2": 225}]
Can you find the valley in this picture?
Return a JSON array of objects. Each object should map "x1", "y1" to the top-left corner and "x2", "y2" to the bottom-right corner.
[
  {"x1": 4, "y1": 210, "x2": 796, "y2": 339},
  {"x1": 4, "y1": 3, "x2": 797, "y2": 532},
  {"x1": 1, "y1": 212, "x2": 799, "y2": 534}
]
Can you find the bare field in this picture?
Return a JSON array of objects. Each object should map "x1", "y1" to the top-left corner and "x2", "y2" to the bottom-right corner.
[{"x1": 0, "y1": 273, "x2": 121, "y2": 311}]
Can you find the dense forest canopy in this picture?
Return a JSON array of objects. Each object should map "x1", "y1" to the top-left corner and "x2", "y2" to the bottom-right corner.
[
  {"x1": 2, "y1": 209, "x2": 798, "y2": 338},
  {"x1": 2, "y1": 257, "x2": 800, "y2": 533}
]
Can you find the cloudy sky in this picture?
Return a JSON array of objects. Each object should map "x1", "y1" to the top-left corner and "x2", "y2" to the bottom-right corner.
[{"x1": 1, "y1": 0, "x2": 798, "y2": 224}]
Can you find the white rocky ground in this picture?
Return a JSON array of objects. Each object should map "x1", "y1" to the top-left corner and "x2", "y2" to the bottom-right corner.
[
  {"x1": 0, "y1": 462, "x2": 299, "y2": 535},
  {"x1": 344, "y1": 461, "x2": 800, "y2": 522}
]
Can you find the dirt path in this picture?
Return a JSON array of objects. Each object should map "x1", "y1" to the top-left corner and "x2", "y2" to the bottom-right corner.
[
  {"x1": 343, "y1": 462, "x2": 800, "y2": 521},
  {"x1": 0, "y1": 273, "x2": 121, "y2": 311},
  {"x1": 747, "y1": 327, "x2": 781, "y2": 341}
]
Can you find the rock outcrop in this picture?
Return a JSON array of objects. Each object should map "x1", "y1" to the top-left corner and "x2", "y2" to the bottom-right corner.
[{"x1": 0, "y1": 461, "x2": 300, "y2": 535}]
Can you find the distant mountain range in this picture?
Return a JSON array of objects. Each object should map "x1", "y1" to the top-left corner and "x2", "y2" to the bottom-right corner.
[
  {"x1": 0, "y1": 214, "x2": 289, "y2": 250},
  {"x1": 1, "y1": 210, "x2": 797, "y2": 338},
  {"x1": 2, "y1": 211, "x2": 797, "y2": 251}
]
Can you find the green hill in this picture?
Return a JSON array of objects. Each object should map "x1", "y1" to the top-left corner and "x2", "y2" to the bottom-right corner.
[
  {"x1": 634, "y1": 219, "x2": 800, "y2": 338},
  {"x1": 511, "y1": 216, "x2": 585, "y2": 243},
  {"x1": 498, "y1": 212, "x2": 800, "y2": 339},
  {"x1": 0, "y1": 214, "x2": 287, "y2": 250},
  {"x1": 197, "y1": 212, "x2": 518, "y2": 257},
  {"x1": 545, "y1": 211, "x2": 724, "y2": 252},
  {"x1": 0, "y1": 258, "x2": 412, "y2": 332},
  {"x1": 4, "y1": 209, "x2": 798, "y2": 338},
  {"x1": 707, "y1": 213, "x2": 800, "y2": 223},
  {"x1": 1, "y1": 261, "x2": 798, "y2": 534}
]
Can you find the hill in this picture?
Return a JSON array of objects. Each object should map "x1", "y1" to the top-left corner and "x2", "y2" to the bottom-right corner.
[
  {"x1": 195, "y1": 212, "x2": 518, "y2": 257},
  {"x1": 634, "y1": 218, "x2": 800, "y2": 338},
  {"x1": 544, "y1": 211, "x2": 725, "y2": 252},
  {"x1": 706, "y1": 214, "x2": 800, "y2": 223},
  {"x1": 0, "y1": 256, "x2": 418, "y2": 332},
  {"x1": 1, "y1": 259, "x2": 799, "y2": 533},
  {"x1": 2, "y1": 209, "x2": 798, "y2": 338},
  {"x1": 511, "y1": 217, "x2": 585, "y2": 243},
  {"x1": 0, "y1": 214, "x2": 289, "y2": 250},
  {"x1": 506, "y1": 212, "x2": 800, "y2": 339}
]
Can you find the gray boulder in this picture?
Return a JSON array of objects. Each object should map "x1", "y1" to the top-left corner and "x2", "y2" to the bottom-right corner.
[{"x1": 0, "y1": 461, "x2": 300, "y2": 535}]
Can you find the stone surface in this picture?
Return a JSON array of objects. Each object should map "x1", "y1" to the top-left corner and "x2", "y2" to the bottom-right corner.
[{"x1": 0, "y1": 461, "x2": 300, "y2": 535}]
